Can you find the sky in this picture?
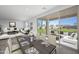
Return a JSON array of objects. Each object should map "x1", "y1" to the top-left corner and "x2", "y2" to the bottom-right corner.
[
  {"x1": 49, "y1": 19, "x2": 59, "y2": 25},
  {"x1": 49, "y1": 16, "x2": 77, "y2": 26}
]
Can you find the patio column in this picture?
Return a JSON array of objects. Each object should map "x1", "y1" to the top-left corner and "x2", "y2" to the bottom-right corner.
[
  {"x1": 46, "y1": 19, "x2": 49, "y2": 35},
  {"x1": 77, "y1": 6, "x2": 79, "y2": 53}
]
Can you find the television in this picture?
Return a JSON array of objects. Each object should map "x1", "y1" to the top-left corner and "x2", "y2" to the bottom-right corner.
[{"x1": 9, "y1": 22, "x2": 16, "y2": 27}]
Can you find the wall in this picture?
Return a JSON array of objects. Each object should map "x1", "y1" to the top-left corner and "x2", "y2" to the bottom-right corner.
[{"x1": 0, "y1": 19, "x2": 24, "y2": 30}]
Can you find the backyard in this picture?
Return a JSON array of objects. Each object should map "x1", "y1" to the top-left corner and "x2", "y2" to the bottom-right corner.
[
  {"x1": 37, "y1": 28, "x2": 77, "y2": 35},
  {"x1": 37, "y1": 28, "x2": 46, "y2": 34}
]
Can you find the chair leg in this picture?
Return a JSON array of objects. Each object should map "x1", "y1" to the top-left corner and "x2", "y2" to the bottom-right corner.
[{"x1": 50, "y1": 48, "x2": 56, "y2": 54}]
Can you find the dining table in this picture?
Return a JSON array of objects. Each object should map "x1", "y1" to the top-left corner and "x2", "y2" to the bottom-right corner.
[{"x1": 17, "y1": 36, "x2": 56, "y2": 54}]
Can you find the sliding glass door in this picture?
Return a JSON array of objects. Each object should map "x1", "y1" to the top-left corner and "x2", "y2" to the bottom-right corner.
[
  {"x1": 49, "y1": 19, "x2": 60, "y2": 35},
  {"x1": 37, "y1": 19, "x2": 46, "y2": 36},
  {"x1": 59, "y1": 16, "x2": 78, "y2": 53}
]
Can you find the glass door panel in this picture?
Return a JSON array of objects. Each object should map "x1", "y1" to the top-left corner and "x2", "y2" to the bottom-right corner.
[{"x1": 37, "y1": 19, "x2": 46, "y2": 36}]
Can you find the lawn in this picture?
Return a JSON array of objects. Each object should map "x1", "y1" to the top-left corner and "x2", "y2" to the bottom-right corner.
[
  {"x1": 60, "y1": 28, "x2": 77, "y2": 32},
  {"x1": 37, "y1": 28, "x2": 77, "y2": 35},
  {"x1": 37, "y1": 28, "x2": 46, "y2": 33}
]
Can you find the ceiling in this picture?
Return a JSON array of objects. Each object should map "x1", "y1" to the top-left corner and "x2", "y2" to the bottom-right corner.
[
  {"x1": 41, "y1": 6, "x2": 77, "y2": 19},
  {"x1": 0, "y1": 5, "x2": 57, "y2": 21}
]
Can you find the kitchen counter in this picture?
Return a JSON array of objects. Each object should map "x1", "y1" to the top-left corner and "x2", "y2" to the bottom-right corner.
[{"x1": 0, "y1": 32, "x2": 25, "y2": 40}]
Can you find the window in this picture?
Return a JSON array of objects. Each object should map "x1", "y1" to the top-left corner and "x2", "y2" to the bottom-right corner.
[
  {"x1": 49, "y1": 19, "x2": 60, "y2": 35},
  {"x1": 60, "y1": 16, "x2": 77, "y2": 33},
  {"x1": 37, "y1": 19, "x2": 46, "y2": 35}
]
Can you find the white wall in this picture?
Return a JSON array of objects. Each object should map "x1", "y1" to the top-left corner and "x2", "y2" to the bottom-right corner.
[
  {"x1": 32, "y1": 18, "x2": 37, "y2": 36},
  {"x1": 0, "y1": 19, "x2": 24, "y2": 29}
]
